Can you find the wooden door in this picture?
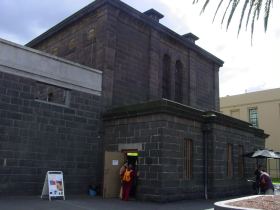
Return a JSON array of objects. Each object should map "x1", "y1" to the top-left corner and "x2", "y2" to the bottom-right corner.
[{"x1": 103, "y1": 151, "x2": 125, "y2": 198}]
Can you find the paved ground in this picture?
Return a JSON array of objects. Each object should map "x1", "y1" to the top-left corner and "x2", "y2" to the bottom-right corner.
[
  {"x1": 2, "y1": 189, "x2": 279, "y2": 210},
  {"x1": 0, "y1": 196, "x2": 216, "y2": 210}
]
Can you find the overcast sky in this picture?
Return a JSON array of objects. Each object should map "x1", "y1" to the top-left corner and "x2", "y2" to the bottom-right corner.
[{"x1": 0, "y1": 0, "x2": 279, "y2": 97}]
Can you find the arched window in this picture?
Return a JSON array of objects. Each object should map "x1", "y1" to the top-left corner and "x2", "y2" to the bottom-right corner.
[
  {"x1": 175, "y1": 60, "x2": 183, "y2": 103},
  {"x1": 162, "y1": 54, "x2": 171, "y2": 99}
]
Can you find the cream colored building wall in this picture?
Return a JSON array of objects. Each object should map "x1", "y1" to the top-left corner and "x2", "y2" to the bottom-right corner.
[{"x1": 220, "y1": 88, "x2": 280, "y2": 177}]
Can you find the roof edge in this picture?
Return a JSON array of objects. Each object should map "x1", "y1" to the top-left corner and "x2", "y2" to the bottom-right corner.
[{"x1": 26, "y1": 0, "x2": 224, "y2": 66}]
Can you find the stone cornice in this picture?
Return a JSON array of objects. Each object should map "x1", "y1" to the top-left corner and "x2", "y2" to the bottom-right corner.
[
  {"x1": 203, "y1": 110, "x2": 269, "y2": 138},
  {"x1": 103, "y1": 99, "x2": 204, "y2": 122},
  {"x1": 103, "y1": 99, "x2": 268, "y2": 139}
]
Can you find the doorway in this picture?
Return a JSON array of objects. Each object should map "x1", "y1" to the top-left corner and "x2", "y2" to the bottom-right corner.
[
  {"x1": 103, "y1": 150, "x2": 139, "y2": 199},
  {"x1": 124, "y1": 151, "x2": 138, "y2": 198}
]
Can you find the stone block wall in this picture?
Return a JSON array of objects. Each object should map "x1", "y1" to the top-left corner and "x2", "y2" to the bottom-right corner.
[
  {"x1": 0, "y1": 71, "x2": 102, "y2": 195},
  {"x1": 103, "y1": 100, "x2": 267, "y2": 202},
  {"x1": 103, "y1": 114, "x2": 163, "y2": 201},
  {"x1": 158, "y1": 35, "x2": 219, "y2": 111},
  {"x1": 28, "y1": 0, "x2": 222, "y2": 111},
  {"x1": 110, "y1": 8, "x2": 150, "y2": 106},
  {"x1": 159, "y1": 116, "x2": 204, "y2": 201},
  {"x1": 205, "y1": 114, "x2": 267, "y2": 198},
  {"x1": 30, "y1": 4, "x2": 112, "y2": 107},
  {"x1": 103, "y1": 100, "x2": 206, "y2": 201}
]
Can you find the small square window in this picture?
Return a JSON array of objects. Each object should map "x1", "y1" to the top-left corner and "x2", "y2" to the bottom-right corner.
[{"x1": 35, "y1": 82, "x2": 70, "y2": 106}]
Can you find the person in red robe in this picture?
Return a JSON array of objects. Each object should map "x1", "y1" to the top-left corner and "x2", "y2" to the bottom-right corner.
[
  {"x1": 119, "y1": 162, "x2": 128, "y2": 199},
  {"x1": 121, "y1": 164, "x2": 135, "y2": 201}
]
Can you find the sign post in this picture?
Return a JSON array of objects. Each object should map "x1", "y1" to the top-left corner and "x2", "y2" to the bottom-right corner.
[{"x1": 41, "y1": 171, "x2": 65, "y2": 201}]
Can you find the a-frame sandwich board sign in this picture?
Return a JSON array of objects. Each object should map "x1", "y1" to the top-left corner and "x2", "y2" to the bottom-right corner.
[{"x1": 41, "y1": 171, "x2": 65, "y2": 201}]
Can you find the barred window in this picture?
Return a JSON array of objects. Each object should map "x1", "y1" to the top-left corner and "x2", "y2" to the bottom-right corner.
[
  {"x1": 238, "y1": 145, "x2": 244, "y2": 177},
  {"x1": 227, "y1": 144, "x2": 233, "y2": 177},
  {"x1": 35, "y1": 82, "x2": 70, "y2": 106},
  {"x1": 248, "y1": 107, "x2": 259, "y2": 128},
  {"x1": 162, "y1": 54, "x2": 171, "y2": 99},
  {"x1": 184, "y1": 139, "x2": 193, "y2": 180},
  {"x1": 175, "y1": 60, "x2": 183, "y2": 103}
]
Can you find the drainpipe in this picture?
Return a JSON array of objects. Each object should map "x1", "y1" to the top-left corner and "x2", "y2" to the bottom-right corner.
[{"x1": 202, "y1": 112, "x2": 216, "y2": 200}]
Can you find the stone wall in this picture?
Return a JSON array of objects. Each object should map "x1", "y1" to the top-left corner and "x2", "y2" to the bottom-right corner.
[
  {"x1": 103, "y1": 100, "x2": 267, "y2": 201},
  {"x1": 30, "y1": 4, "x2": 111, "y2": 107},
  {"x1": 28, "y1": 0, "x2": 222, "y2": 111},
  {"x1": 103, "y1": 101, "x2": 205, "y2": 201},
  {"x1": 0, "y1": 71, "x2": 102, "y2": 195},
  {"x1": 207, "y1": 121, "x2": 266, "y2": 198},
  {"x1": 104, "y1": 114, "x2": 163, "y2": 201},
  {"x1": 159, "y1": 115, "x2": 204, "y2": 201}
]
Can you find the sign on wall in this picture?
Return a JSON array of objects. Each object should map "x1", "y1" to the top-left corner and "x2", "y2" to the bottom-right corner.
[{"x1": 41, "y1": 171, "x2": 65, "y2": 201}]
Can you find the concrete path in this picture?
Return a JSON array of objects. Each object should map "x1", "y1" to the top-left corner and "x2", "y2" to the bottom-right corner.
[{"x1": 0, "y1": 196, "x2": 215, "y2": 210}]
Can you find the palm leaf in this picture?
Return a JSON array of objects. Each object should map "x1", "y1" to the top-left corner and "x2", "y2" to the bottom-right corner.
[
  {"x1": 213, "y1": 0, "x2": 224, "y2": 22},
  {"x1": 221, "y1": 0, "x2": 233, "y2": 26},
  {"x1": 238, "y1": 0, "x2": 249, "y2": 35},
  {"x1": 226, "y1": 0, "x2": 241, "y2": 30},
  {"x1": 256, "y1": 0, "x2": 263, "y2": 20},
  {"x1": 251, "y1": 3, "x2": 258, "y2": 44},
  {"x1": 264, "y1": 0, "x2": 272, "y2": 32},
  {"x1": 200, "y1": 0, "x2": 210, "y2": 14},
  {"x1": 246, "y1": 0, "x2": 256, "y2": 30},
  {"x1": 193, "y1": 0, "x2": 274, "y2": 41}
]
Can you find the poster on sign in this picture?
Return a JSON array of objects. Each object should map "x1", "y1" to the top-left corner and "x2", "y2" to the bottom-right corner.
[
  {"x1": 48, "y1": 173, "x2": 64, "y2": 196},
  {"x1": 41, "y1": 171, "x2": 65, "y2": 201}
]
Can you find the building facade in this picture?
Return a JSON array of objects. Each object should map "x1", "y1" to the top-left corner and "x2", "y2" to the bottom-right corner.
[
  {"x1": 26, "y1": 0, "x2": 222, "y2": 111},
  {"x1": 220, "y1": 88, "x2": 280, "y2": 178},
  {"x1": 0, "y1": 0, "x2": 268, "y2": 201},
  {"x1": 0, "y1": 38, "x2": 102, "y2": 194},
  {"x1": 103, "y1": 100, "x2": 266, "y2": 201}
]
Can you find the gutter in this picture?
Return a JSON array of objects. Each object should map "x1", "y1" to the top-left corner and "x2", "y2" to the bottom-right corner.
[{"x1": 201, "y1": 112, "x2": 217, "y2": 200}]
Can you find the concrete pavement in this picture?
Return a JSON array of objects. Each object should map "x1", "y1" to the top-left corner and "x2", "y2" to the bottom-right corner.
[{"x1": 0, "y1": 196, "x2": 215, "y2": 210}]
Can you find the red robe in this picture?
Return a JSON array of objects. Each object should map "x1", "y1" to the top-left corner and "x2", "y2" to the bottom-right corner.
[{"x1": 121, "y1": 169, "x2": 135, "y2": 201}]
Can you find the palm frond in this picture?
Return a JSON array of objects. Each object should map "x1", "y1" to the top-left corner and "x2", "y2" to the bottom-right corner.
[
  {"x1": 200, "y1": 0, "x2": 210, "y2": 14},
  {"x1": 226, "y1": 0, "x2": 241, "y2": 30},
  {"x1": 264, "y1": 0, "x2": 273, "y2": 32},
  {"x1": 256, "y1": 0, "x2": 263, "y2": 20},
  {"x1": 246, "y1": 0, "x2": 256, "y2": 30},
  {"x1": 221, "y1": 0, "x2": 233, "y2": 26},
  {"x1": 238, "y1": 0, "x2": 249, "y2": 36},
  {"x1": 193, "y1": 0, "x2": 274, "y2": 42},
  {"x1": 250, "y1": 3, "x2": 258, "y2": 45},
  {"x1": 213, "y1": 0, "x2": 224, "y2": 22}
]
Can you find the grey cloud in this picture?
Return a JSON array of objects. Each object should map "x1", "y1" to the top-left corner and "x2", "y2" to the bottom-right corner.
[
  {"x1": 0, "y1": 0, "x2": 93, "y2": 44},
  {"x1": 122, "y1": 0, "x2": 191, "y2": 33},
  {"x1": 245, "y1": 84, "x2": 266, "y2": 93},
  {"x1": 0, "y1": 0, "x2": 191, "y2": 45}
]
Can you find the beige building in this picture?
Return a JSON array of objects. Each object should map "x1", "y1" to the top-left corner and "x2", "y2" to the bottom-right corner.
[{"x1": 220, "y1": 88, "x2": 280, "y2": 178}]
